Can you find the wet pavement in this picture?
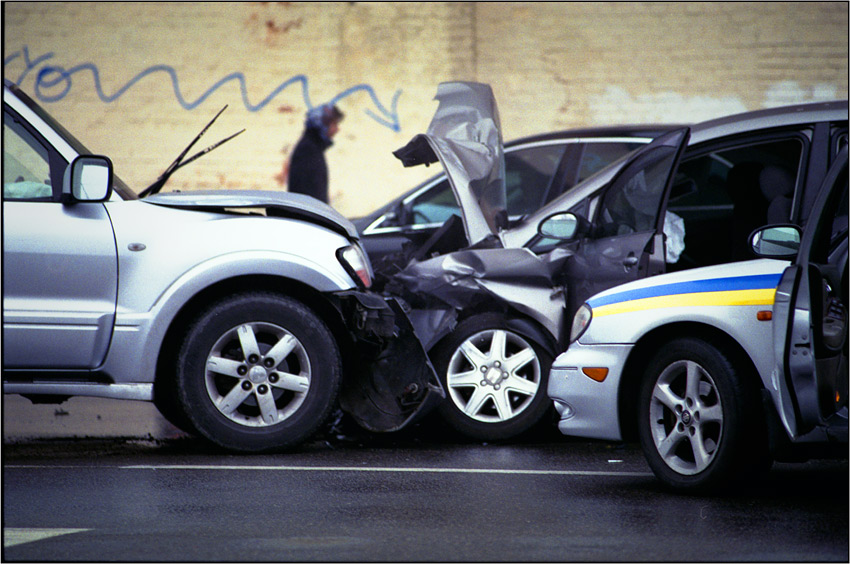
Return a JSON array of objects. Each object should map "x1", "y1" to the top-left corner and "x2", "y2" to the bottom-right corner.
[{"x1": 3, "y1": 394, "x2": 848, "y2": 562}]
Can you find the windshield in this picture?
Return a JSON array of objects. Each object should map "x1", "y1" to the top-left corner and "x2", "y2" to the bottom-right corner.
[{"x1": 6, "y1": 81, "x2": 137, "y2": 200}]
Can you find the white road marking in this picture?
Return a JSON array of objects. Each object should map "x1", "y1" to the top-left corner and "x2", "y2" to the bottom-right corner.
[
  {"x1": 3, "y1": 528, "x2": 89, "y2": 548},
  {"x1": 6, "y1": 464, "x2": 652, "y2": 477}
]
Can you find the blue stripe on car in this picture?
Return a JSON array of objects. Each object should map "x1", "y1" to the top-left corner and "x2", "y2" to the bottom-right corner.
[{"x1": 587, "y1": 273, "x2": 783, "y2": 309}]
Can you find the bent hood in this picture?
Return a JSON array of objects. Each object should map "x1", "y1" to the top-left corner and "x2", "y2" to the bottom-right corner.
[
  {"x1": 388, "y1": 246, "x2": 571, "y2": 346},
  {"x1": 144, "y1": 190, "x2": 359, "y2": 239},
  {"x1": 393, "y1": 82, "x2": 506, "y2": 246}
]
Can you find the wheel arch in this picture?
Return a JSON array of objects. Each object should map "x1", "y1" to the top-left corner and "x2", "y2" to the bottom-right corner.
[
  {"x1": 617, "y1": 321, "x2": 763, "y2": 442},
  {"x1": 451, "y1": 303, "x2": 560, "y2": 358},
  {"x1": 429, "y1": 303, "x2": 559, "y2": 441},
  {"x1": 153, "y1": 274, "x2": 350, "y2": 400}
]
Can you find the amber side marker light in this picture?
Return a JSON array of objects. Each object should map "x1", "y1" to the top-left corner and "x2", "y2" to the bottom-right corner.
[
  {"x1": 757, "y1": 311, "x2": 772, "y2": 321},
  {"x1": 582, "y1": 368, "x2": 609, "y2": 382}
]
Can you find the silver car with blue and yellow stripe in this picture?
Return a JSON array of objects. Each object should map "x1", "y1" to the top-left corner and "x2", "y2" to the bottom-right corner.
[
  {"x1": 548, "y1": 139, "x2": 849, "y2": 493},
  {"x1": 548, "y1": 125, "x2": 847, "y2": 494},
  {"x1": 549, "y1": 257, "x2": 784, "y2": 440}
]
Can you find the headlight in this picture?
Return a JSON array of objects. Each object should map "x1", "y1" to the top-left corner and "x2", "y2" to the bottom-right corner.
[
  {"x1": 337, "y1": 244, "x2": 373, "y2": 289},
  {"x1": 570, "y1": 303, "x2": 593, "y2": 343}
]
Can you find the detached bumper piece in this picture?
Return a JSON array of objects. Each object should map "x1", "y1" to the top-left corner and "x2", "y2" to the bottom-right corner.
[{"x1": 336, "y1": 291, "x2": 445, "y2": 433}]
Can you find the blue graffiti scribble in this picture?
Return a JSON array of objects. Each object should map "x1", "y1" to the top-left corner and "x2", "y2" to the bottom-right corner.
[{"x1": 4, "y1": 46, "x2": 402, "y2": 131}]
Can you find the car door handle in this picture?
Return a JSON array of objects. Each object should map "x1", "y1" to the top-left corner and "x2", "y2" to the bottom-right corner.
[{"x1": 623, "y1": 255, "x2": 639, "y2": 267}]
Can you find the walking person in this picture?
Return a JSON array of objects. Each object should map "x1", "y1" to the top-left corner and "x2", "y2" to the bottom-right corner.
[{"x1": 284, "y1": 103, "x2": 344, "y2": 204}]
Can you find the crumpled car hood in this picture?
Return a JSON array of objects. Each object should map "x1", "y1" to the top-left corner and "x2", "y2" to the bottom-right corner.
[
  {"x1": 393, "y1": 81, "x2": 506, "y2": 246},
  {"x1": 386, "y1": 83, "x2": 568, "y2": 351},
  {"x1": 389, "y1": 246, "x2": 573, "y2": 348},
  {"x1": 144, "y1": 190, "x2": 359, "y2": 239}
]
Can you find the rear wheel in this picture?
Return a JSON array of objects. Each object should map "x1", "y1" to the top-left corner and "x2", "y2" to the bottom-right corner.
[
  {"x1": 175, "y1": 292, "x2": 341, "y2": 452},
  {"x1": 431, "y1": 314, "x2": 553, "y2": 441},
  {"x1": 637, "y1": 338, "x2": 768, "y2": 492}
]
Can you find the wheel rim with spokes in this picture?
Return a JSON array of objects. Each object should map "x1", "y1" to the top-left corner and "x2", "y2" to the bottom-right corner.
[
  {"x1": 648, "y1": 360, "x2": 724, "y2": 476},
  {"x1": 446, "y1": 329, "x2": 541, "y2": 423},
  {"x1": 203, "y1": 322, "x2": 311, "y2": 427}
]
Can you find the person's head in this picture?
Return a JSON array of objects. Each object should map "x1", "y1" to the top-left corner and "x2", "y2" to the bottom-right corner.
[
  {"x1": 324, "y1": 105, "x2": 344, "y2": 138},
  {"x1": 306, "y1": 104, "x2": 344, "y2": 142}
]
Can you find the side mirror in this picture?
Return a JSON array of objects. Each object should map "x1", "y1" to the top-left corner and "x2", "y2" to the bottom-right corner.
[
  {"x1": 383, "y1": 200, "x2": 408, "y2": 227},
  {"x1": 750, "y1": 225, "x2": 801, "y2": 259},
  {"x1": 538, "y1": 212, "x2": 587, "y2": 241},
  {"x1": 62, "y1": 155, "x2": 113, "y2": 204}
]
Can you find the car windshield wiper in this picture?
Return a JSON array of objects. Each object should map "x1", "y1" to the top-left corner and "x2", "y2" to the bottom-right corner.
[{"x1": 139, "y1": 106, "x2": 245, "y2": 198}]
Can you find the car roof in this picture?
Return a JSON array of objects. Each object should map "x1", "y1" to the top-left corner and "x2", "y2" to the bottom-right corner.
[
  {"x1": 502, "y1": 101, "x2": 848, "y2": 245},
  {"x1": 354, "y1": 102, "x2": 847, "y2": 229},
  {"x1": 689, "y1": 100, "x2": 848, "y2": 144},
  {"x1": 508, "y1": 101, "x2": 848, "y2": 149},
  {"x1": 504, "y1": 124, "x2": 685, "y2": 147}
]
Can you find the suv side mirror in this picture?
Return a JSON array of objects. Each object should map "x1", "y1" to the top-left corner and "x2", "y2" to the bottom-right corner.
[
  {"x1": 538, "y1": 212, "x2": 589, "y2": 241},
  {"x1": 750, "y1": 225, "x2": 801, "y2": 258},
  {"x1": 62, "y1": 155, "x2": 113, "y2": 204}
]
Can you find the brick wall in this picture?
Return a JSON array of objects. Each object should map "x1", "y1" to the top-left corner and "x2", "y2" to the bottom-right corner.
[{"x1": 4, "y1": 2, "x2": 847, "y2": 217}]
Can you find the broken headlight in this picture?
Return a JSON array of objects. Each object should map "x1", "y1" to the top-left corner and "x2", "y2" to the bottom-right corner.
[{"x1": 337, "y1": 244, "x2": 374, "y2": 289}]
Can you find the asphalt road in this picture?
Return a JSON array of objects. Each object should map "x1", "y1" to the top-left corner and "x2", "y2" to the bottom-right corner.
[{"x1": 2, "y1": 395, "x2": 848, "y2": 562}]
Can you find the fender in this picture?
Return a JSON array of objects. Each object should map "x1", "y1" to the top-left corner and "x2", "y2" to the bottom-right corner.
[
  {"x1": 503, "y1": 315, "x2": 559, "y2": 358},
  {"x1": 102, "y1": 250, "x2": 354, "y2": 385}
]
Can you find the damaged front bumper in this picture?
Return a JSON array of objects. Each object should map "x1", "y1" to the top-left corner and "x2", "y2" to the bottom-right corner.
[
  {"x1": 385, "y1": 246, "x2": 570, "y2": 351},
  {"x1": 334, "y1": 290, "x2": 445, "y2": 433}
]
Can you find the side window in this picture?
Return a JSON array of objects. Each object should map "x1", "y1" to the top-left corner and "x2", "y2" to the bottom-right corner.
[
  {"x1": 3, "y1": 115, "x2": 54, "y2": 201},
  {"x1": 576, "y1": 141, "x2": 645, "y2": 184},
  {"x1": 403, "y1": 144, "x2": 568, "y2": 227},
  {"x1": 669, "y1": 137, "x2": 804, "y2": 269},
  {"x1": 827, "y1": 164, "x2": 848, "y2": 254},
  {"x1": 833, "y1": 127, "x2": 848, "y2": 162},
  {"x1": 503, "y1": 144, "x2": 567, "y2": 217},
  {"x1": 595, "y1": 145, "x2": 678, "y2": 237},
  {"x1": 530, "y1": 142, "x2": 676, "y2": 253},
  {"x1": 408, "y1": 178, "x2": 459, "y2": 225}
]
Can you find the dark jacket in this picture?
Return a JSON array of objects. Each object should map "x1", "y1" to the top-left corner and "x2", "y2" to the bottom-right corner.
[{"x1": 288, "y1": 127, "x2": 332, "y2": 203}]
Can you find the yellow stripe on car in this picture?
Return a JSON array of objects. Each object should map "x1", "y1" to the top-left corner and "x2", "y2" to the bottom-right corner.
[{"x1": 593, "y1": 288, "x2": 777, "y2": 317}]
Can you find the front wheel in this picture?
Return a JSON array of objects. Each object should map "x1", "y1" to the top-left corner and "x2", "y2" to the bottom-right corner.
[
  {"x1": 637, "y1": 338, "x2": 768, "y2": 492},
  {"x1": 431, "y1": 314, "x2": 553, "y2": 441},
  {"x1": 175, "y1": 292, "x2": 341, "y2": 452}
]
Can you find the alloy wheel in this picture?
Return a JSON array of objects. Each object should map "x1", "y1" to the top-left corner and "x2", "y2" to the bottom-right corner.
[
  {"x1": 204, "y1": 321, "x2": 311, "y2": 427},
  {"x1": 648, "y1": 359, "x2": 724, "y2": 475},
  {"x1": 445, "y1": 329, "x2": 541, "y2": 423}
]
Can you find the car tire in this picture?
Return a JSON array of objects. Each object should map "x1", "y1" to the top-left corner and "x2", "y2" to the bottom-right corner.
[
  {"x1": 637, "y1": 337, "x2": 768, "y2": 492},
  {"x1": 153, "y1": 376, "x2": 198, "y2": 436},
  {"x1": 175, "y1": 292, "x2": 341, "y2": 452},
  {"x1": 431, "y1": 314, "x2": 553, "y2": 441}
]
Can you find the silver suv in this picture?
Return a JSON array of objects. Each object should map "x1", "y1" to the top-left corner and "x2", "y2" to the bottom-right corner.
[{"x1": 2, "y1": 80, "x2": 441, "y2": 452}]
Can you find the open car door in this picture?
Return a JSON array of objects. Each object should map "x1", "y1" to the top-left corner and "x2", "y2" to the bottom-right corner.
[
  {"x1": 558, "y1": 128, "x2": 690, "y2": 313},
  {"x1": 770, "y1": 146, "x2": 848, "y2": 440}
]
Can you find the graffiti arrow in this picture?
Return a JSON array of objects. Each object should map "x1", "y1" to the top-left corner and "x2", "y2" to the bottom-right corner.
[
  {"x1": 5, "y1": 47, "x2": 403, "y2": 132},
  {"x1": 327, "y1": 84, "x2": 402, "y2": 132}
]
